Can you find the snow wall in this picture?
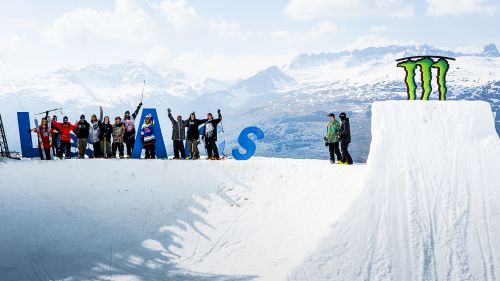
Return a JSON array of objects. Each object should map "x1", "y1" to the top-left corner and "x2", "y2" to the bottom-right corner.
[{"x1": 291, "y1": 100, "x2": 500, "y2": 281}]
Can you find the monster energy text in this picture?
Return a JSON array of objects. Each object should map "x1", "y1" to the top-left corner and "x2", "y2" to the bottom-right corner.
[{"x1": 396, "y1": 56, "x2": 455, "y2": 100}]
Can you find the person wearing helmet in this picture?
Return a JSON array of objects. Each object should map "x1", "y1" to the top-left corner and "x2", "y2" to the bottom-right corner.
[
  {"x1": 123, "y1": 102, "x2": 143, "y2": 158},
  {"x1": 141, "y1": 113, "x2": 156, "y2": 159},
  {"x1": 75, "y1": 114, "x2": 90, "y2": 159},
  {"x1": 112, "y1": 116, "x2": 125, "y2": 158},
  {"x1": 338, "y1": 112, "x2": 353, "y2": 165},
  {"x1": 324, "y1": 113, "x2": 342, "y2": 164},
  {"x1": 50, "y1": 115, "x2": 60, "y2": 157},
  {"x1": 202, "y1": 109, "x2": 222, "y2": 160},
  {"x1": 89, "y1": 107, "x2": 103, "y2": 158},
  {"x1": 52, "y1": 116, "x2": 78, "y2": 159},
  {"x1": 167, "y1": 108, "x2": 189, "y2": 159}
]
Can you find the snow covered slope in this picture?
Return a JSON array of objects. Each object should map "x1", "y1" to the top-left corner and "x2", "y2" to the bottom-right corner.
[
  {"x1": 0, "y1": 102, "x2": 498, "y2": 280},
  {"x1": 0, "y1": 158, "x2": 365, "y2": 281},
  {"x1": 290, "y1": 101, "x2": 500, "y2": 281}
]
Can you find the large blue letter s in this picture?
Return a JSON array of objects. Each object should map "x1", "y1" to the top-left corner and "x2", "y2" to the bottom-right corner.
[{"x1": 232, "y1": 126, "x2": 264, "y2": 160}]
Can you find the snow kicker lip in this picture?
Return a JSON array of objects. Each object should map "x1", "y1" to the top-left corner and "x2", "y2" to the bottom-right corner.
[{"x1": 396, "y1": 55, "x2": 456, "y2": 101}]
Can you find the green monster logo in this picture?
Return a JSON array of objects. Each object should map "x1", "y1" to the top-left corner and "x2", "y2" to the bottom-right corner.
[{"x1": 396, "y1": 56, "x2": 455, "y2": 100}]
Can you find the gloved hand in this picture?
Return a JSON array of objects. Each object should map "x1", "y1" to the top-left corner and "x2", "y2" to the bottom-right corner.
[
  {"x1": 324, "y1": 142, "x2": 329, "y2": 147},
  {"x1": 139, "y1": 102, "x2": 142, "y2": 107},
  {"x1": 217, "y1": 109, "x2": 221, "y2": 114},
  {"x1": 323, "y1": 136, "x2": 327, "y2": 141},
  {"x1": 167, "y1": 108, "x2": 171, "y2": 113}
]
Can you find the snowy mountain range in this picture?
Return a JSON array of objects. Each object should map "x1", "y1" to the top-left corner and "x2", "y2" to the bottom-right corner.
[{"x1": 1, "y1": 44, "x2": 499, "y2": 161}]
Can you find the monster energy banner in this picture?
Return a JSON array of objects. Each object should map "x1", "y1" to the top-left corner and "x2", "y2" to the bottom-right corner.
[{"x1": 396, "y1": 56, "x2": 455, "y2": 100}]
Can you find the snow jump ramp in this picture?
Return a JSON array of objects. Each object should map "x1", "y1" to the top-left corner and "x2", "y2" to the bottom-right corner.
[
  {"x1": 0, "y1": 101, "x2": 499, "y2": 281},
  {"x1": 291, "y1": 101, "x2": 500, "y2": 281}
]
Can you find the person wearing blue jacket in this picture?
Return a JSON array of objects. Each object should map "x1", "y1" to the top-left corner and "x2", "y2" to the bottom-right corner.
[{"x1": 141, "y1": 113, "x2": 156, "y2": 159}]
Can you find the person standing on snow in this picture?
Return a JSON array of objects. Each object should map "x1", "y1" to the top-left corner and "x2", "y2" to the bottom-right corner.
[
  {"x1": 75, "y1": 115, "x2": 90, "y2": 159},
  {"x1": 112, "y1": 116, "x2": 125, "y2": 158},
  {"x1": 31, "y1": 117, "x2": 52, "y2": 160},
  {"x1": 202, "y1": 109, "x2": 222, "y2": 160},
  {"x1": 338, "y1": 112, "x2": 353, "y2": 165},
  {"x1": 123, "y1": 103, "x2": 143, "y2": 158},
  {"x1": 186, "y1": 112, "x2": 207, "y2": 160},
  {"x1": 141, "y1": 113, "x2": 156, "y2": 159},
  {"x1": 89, "y1": 107, "x2": 103, "y2": 158},
  {"x1": 50, "y1": 115, "x2": 60, "y2": 158},
  {"x1": 167, "y1": 108, "x2": 188, "y2": 159},
  {"x1": 99, "y1": 115, "x2": 113, "y2": 158},
  {"x1": 324, "y1": 113, "x2": 342, "y2": 164},
  {"x1": 52, "y1": 116, "x2": 77, "y2": 159}
]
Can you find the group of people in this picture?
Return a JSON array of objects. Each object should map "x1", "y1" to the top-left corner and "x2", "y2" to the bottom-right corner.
[
  {"x1": 31, "y1": 103, "x2": 224, "y2": 160},
  {"x1": 324, "y1": 112, "x2": 353, "y2": 165}
]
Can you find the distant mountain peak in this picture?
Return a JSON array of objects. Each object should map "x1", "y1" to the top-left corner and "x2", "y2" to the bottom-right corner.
[
  {"x1": 483, "y1": 44, "x2": 499, "y2": 57},
  {"x1": 235, "y1": 65, "x2": 296, "y2": 94}
]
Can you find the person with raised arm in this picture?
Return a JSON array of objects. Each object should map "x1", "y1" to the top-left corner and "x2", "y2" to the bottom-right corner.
[
  {"x1": 123, "y1": 102, "x2": 143, "y2": 158},
  {"x1": 186, "y1": 112, "x2": 207, "y2": 160},
  {"x1": 202, "y1": 109, "x2": 222, "y2": 160},
  {"x1": 167, "y1": 108, "x2": 188, "y2": 159}
]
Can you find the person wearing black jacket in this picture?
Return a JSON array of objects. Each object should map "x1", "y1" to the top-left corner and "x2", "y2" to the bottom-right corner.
[
  {"x1": 50, "y1": 115, "x2": 60, "y2": 157},
  {"x1": 202, "y1": 110, "x2": 222, "y2": 160},
  {"x1": 186, "y1": 112, "x2": 207, "y2": 159},
  {"x1": 99, "y1": 115, "x2": 113, "y2": 158},
  {"x1": 123, "y1": 103, "x2": 142, "y2": 158},
  {"x1": 338, "y1": 112, "x2": 353, "y2": 165},
  {"x1": 75, "y1": 114, "x2": 90, "y2": 159},
  {"x1": 168, "y1": 108, "x2": 188, "y2": 159}
]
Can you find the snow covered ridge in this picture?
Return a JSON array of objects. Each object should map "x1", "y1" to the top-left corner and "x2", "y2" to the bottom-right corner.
[{"x1": 1, "y1": 101, "x2": 499, "y2": 280}]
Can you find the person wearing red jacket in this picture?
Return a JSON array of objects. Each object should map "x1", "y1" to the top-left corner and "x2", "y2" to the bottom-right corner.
[
  {"x1": 31, "y1": 117, "x2": 52, "y2": 160},
  {"x1": 52, "y1": 116, "x2": 77, "y2": 159}
]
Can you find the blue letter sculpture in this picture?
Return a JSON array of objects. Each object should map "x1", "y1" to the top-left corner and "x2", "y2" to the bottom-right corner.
[
  {"x1": 232, "y1": 126, "x2": 264, "y2": 160},
  {"x1": 17, "y1": 112, "x2": 38, "y2": 158},
  {"x1": 131, "y1": 108, "x2": 167, "y2": 159}
]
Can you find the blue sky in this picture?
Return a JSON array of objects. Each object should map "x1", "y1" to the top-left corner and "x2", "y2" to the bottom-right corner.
[{"x1": 0, "y1": 0, "x2": 498, "y2": 80}]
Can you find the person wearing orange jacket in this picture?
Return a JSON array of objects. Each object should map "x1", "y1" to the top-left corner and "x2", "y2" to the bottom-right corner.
[{"x1": 52, "y1": 116, "x2": 78, "y2": 159}]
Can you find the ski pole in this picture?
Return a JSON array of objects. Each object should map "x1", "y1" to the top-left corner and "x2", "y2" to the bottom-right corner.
[{"x1": 140, "y1": 80, "x2": 146, "y2": 104}]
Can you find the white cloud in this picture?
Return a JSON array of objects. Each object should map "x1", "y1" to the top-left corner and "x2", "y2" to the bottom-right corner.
[
  {"x1": 44, "y1": 0, "x2": 200, "y2": 46},
  {"x1": 207, "y1": 18, "x2": 256, "y2": 39},
  {"x1": 145, "y1": 46, "x2": 171, "y2": 67},
  {"x1": 1, "y1": 33, "x2": 24, "y2": 51},
  {"x1": 426, "y1": 0, "x2": 496, "y2": 16},
  {"x1": 156, "y1": 0, "x2": 200, "y2": 32},
  {"x1": 168, "y1": 51, "x2": 296, "y2": 80},
  {"x1": 271, "y1": 21, "x2": 342, "y2": 41},
  {"x1": 45, "y1": 3, "x2": 153, "y2": 46},
  {"x1": 369, "y1": 25, "x2": 388, "y2": 33},
  {"x1": 345, "y1": 34, "x2": 415, "y2": 50},
  {"x1": 284, "y1": 0, "x2": 414, "y2": 20}
]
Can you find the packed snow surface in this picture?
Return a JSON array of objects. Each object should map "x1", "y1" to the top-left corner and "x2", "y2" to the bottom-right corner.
[
  {"x1": 0, "y1": 101, "x2": 499, "y2": 281},
  {"x1": 291, "y1": 101, "x2": 500, "y2": 281}
]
